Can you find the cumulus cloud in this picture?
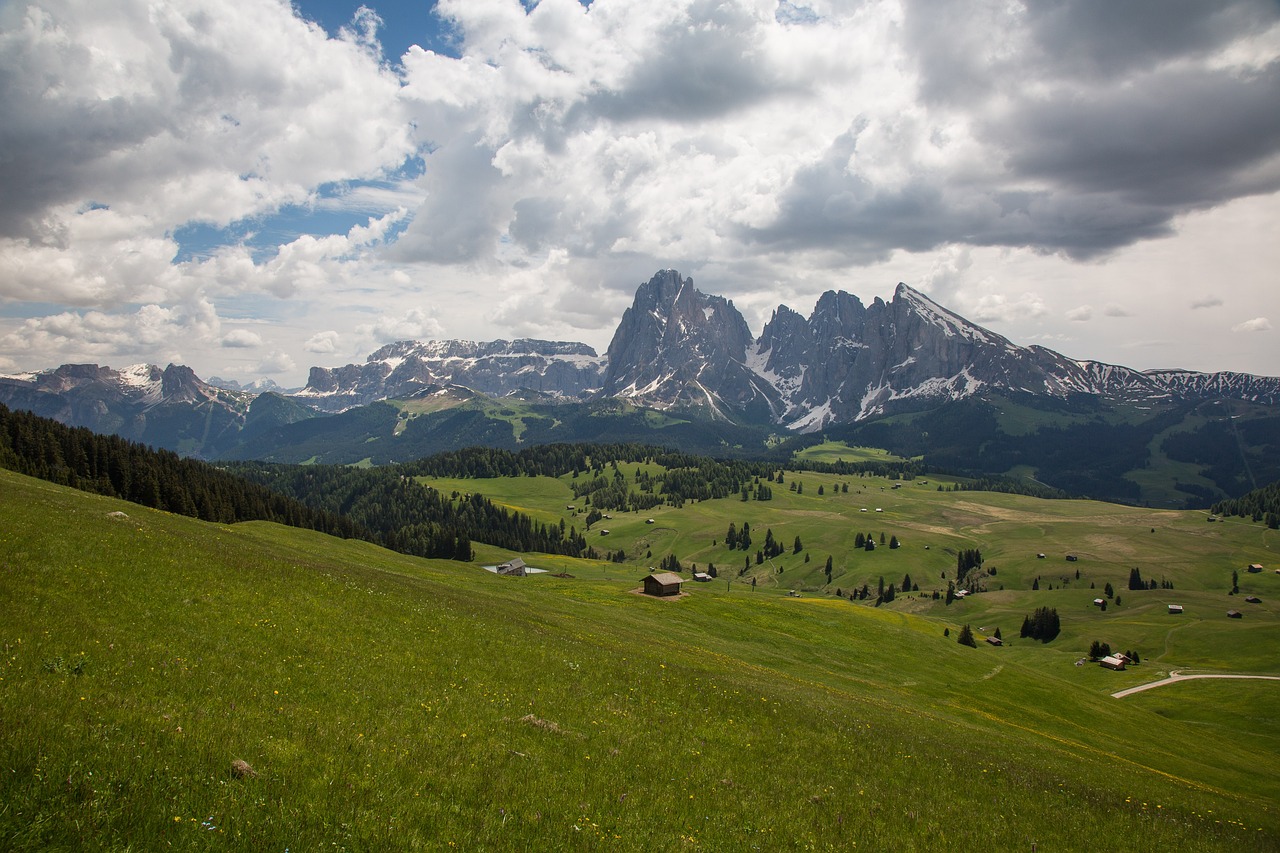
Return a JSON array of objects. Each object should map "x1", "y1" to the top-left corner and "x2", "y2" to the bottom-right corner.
[
  {"x1": 1191, "y1": 295, "x2": 1224, "y2": 309},
  {"x1": 358, "y1": 307, "x2": 444, "y2": 344},
  {"x1": 0, "y1": 298, "x2": 221, "y2": 361},
  {"x1": 221, "y1": 329, "x2": 262, "y2": 348},
  {"x1": 1067, "y1": 305, "x2": 1094, "y2": 322},
  {"x1": 1103, "y1": 304, "x2": 1134, "y2": 318},
  {"x1": 1233, "y1": 316, "x2": 1272, "y2": 332},
  {"x1": 969, "y1": 292, "x2": 1048, "y2": 324},
  {"x1": 0, "y1": 0, "x2": 413, "y2": 241},
  {"x1": 304, "y1": 331, "x2": 341, "y2": 354},
  {"x1": 255, "y1": 350, "x2": 297, "y2": 374}
]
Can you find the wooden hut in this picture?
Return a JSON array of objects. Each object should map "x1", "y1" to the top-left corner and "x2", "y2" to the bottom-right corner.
[
  {"x1": 497, "y1": 557, "x2": 527, "y2": 577},
  {"x1": 641, "y1": 572, "x2": 683, "y2": 598}
]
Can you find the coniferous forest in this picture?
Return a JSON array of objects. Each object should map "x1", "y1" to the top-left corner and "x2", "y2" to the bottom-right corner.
[{"x1": 0, "y1": 403, "x2": 361, "y2": 540}]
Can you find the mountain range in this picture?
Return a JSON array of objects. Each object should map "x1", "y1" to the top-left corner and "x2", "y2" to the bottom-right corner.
[
  {"x1": 290, "y1": 269, "x2": 1279, "y2": 421},
  {"x1": 3, "y1": 269, "x2": 1277, "y2": 506}
]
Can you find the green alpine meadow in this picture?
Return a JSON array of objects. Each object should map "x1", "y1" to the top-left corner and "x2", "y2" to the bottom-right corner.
[{"x1": 3, "y1": 440, "x2": 1278, "y2": 851}]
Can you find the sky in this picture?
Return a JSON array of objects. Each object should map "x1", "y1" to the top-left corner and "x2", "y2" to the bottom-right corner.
[{"x1": 1, "y1": 0, "x2": 1278, "y2": 388}]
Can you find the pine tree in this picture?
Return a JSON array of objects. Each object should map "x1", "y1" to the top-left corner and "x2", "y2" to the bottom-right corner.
[{"x1": 957, "y1": 624, "x2": 977, "y2": 647}]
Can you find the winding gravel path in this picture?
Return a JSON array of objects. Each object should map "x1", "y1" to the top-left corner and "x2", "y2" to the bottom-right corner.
[{"x1": 1112, "y1": 671, "x2": 1280, "y2": 699}]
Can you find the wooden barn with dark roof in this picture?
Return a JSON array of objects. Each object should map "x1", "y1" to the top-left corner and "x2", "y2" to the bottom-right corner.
[{"x1": 641, "y1": 572, "x2": 684, "y2": 598}]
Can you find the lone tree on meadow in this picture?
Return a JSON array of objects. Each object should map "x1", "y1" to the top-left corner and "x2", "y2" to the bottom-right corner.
[{"x1": 957, "y1": 624, "x2": 977, "y2": 648}]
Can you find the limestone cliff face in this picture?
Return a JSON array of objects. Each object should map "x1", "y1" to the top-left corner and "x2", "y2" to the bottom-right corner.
[
  {"x1": 296, "y1": 339, "x2": 605, "y2": 412},
  {"x1": 601, "y1": 269, "x2": 779, "y2": 421}
]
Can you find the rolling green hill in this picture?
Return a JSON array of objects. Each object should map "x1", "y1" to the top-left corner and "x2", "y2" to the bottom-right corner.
[{"x1": 3, "y1": 467, "x2": 1278, "y2": 851}]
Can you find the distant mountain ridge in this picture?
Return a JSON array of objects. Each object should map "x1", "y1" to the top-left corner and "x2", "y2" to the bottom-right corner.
[
  {"x1": 294, "y1": 338, "x2": 604, "y2": 413},
  {"x1": 0, "y1": 362, "x2": 251, "y2": 458},
  {"x1": 289, "y1": 269, "x2": 1280, "y2": 426},
  {"x1": 1, "y1": 270, "x2": 1277, "y2": 503}
]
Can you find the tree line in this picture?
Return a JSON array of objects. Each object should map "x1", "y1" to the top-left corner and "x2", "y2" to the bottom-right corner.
[
  {"x1": 1211, "y1": 478, "x2": 1280, "y2": 528},
  {"x1": 0, "y1": 403, "x2": 362, "y2": 540}
]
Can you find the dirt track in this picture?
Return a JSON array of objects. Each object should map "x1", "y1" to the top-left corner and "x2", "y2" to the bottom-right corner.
[{"x1": 1112, "y1": 671, "x2": 1280, "y2": 698}]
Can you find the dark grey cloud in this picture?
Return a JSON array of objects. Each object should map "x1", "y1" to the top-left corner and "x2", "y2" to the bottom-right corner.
[
  {"x1": 747, "y1": 2, "x2": 1280, "y2": 260},
  {"x1": 740, "y1": 122, "x2": 1176, "y2": 259},
  {"x1": 1021, "y1": 0, "x2": 1278, "y2": 81},
  {"x1": 0, "y1": 24, "x2": 168, "y2": 240},
  {"x1": 997, "y1": 63, "x2": 1280, "y2": 207},
  {"x1": 581, "y1": 2, "x2": 796, "y2": 124},
  {"x1": 904, "y1": 0, "x2": 1278, "y2": 105}
]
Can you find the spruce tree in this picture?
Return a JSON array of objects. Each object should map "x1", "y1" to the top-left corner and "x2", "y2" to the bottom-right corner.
[{"x1": 957, "y1": 624, "x2": 977, "y2": 647}]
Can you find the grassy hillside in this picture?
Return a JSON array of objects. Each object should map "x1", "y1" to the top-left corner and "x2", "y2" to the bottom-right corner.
[{"x1": 2, "y1": 469, "x2": 1278, "y2": 850}]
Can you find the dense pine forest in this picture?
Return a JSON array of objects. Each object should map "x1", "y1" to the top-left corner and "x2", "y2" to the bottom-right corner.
[
  {"x1": 228, "y1": 463, "x2": 583, "y2": 560},
  {"x1": 1211, "y1": 479, "x2": 1280, "y2": 527},
  {"x1": 0, "y1": 403, "x2": 361, "y2": 540}
]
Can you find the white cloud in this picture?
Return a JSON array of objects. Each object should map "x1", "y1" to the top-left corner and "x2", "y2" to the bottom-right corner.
[
  {"x1": 1066, "y1": 305, "x2": 1094, "y2": 322},
  {"x1": 304, "y1": 331, "x2": 341, "y2": 354},
  {"x1": 0, "y1": 298, "x2": 220, "y2": 362},
  {"x1": 221, "y1": 329, "x2": 262, "y2": 348},
  {"x1": 256, "y1": 350, "x2": 296, "y2": 374},
  {"x1": 358, "y1": 307, "x2": 445, "y2": 344},
  {"x1": 1103, "y1": 304, "x2": 1133, "y2": 318},
  {"x1": 969, "y1": 292, "x2": 1047, "y2": 324},
  {"x1": 1233, "y1": 317, "x2": 1272, "y2": 333},
  {"x1": 1191, "y1": 295, "x2": 1224, "y2": 309}
]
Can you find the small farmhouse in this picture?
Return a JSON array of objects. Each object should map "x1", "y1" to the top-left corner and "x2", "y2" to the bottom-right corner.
[
  {"x1": 1099, "y1": 654, "x2": 1127, "y2": 671},
  {"x1": 692, "y1": 572, "x2": 712, "y2": 583},
  {"x1": 1168, "y1": 604, "x2": 1183, "y2": 614},
  {"x1": 985, "y1": 636, "x2": 1003, "y2": 646},
  {"x1": 1247, "y1": 563, "x2": 1264, "y2": 573},
  {"x1": 1065, "y1": 554, "x2": 1078, "y2": 562},
  {"x1": 1227, "y1": 610, "x2": 1243, "y2": 619},
  {"x1": 641, "y1": 572, "x2": 683, "y2": 598},
  {"x1": 1245, "y1": 596, "x2": 1262, "y2": 604},
  {"x1": 1093, "y1": 598, "x2": 1105, "y2": 607}
]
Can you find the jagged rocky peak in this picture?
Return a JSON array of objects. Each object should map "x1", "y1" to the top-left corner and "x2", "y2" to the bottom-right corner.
[
  {"x1": 160, "y1": 363, "x2": 208, "y2": 403},
  {"x1": 605, "y1": 270, "x2": 753, "y2": 365},
  {"x1": 601, "y1": 270, "x2": 770, "y2": 419}
]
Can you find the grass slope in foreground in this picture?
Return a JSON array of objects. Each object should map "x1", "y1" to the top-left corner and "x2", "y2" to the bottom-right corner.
[{"x1": 1, "y1": 469, "x2": 1277, "y2": 851}]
